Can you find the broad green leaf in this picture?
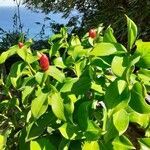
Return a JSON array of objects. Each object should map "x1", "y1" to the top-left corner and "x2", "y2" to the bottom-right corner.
[
  {"x1": 128, "y1": 108, "x2": 149, "y2": 128},
  {"x1": 113, "y1": 109, "x2": 129, "y2": 135},
  {"x1": 129, "y1": 82, "x2": 150, "y2": 114},
  {"x1": 9, "y1": 61, "x2": 30, "y2": 88},
  {"x1": 135, "y1": 40, "x2": 150, "y2": 68},
  {"x1": 71, "y1": 76, "x2": 91, "y2": 95},
  {"x1": 31, "y1": 89, "x2": 48, "y2": 119},
  {"x1": 53, "y1": 57, "x2": 66, "y2": 69},
  {"x1": 138, "y1": 138, "x2": 150, "y2": 150},
  {"x1": 77, "y1": 101, "x2": 91, "y2": 130},
  {"x1": 91, "y1": 82, "x2": 104, "y2": 94},
  {"x1": 30, "y1": 138, "x2": 56, "y2": 150},
  {"x1": 17, "y1": 46, "x2": 38, "y2": 63},
  {"x1": 90, "y1": 42, "x2": 126, "y2": 56},
  {"x1": 0, "y1": 45, "x2": 17, "y2": 64},
  {"x1": 84, "y1": 120, "x2": 102, "y2": 141},
  {"x1": 112, "y1": 135, "x2": 135, "y2": 150},
  {"x1": 0, "y1": 134, "x2": 6, "y2": 150},
  {"x1": 35, "y1": 72, "x2": 48, "y2": 85},
  {"x1": 74, "y1": 59, "x2": 87, "y2": 77},
  {"x1": 126, "y1": 15, "x2": 138, "y2": 50},
  {"x1": 70, "y1": 35, "x2": 81, "y2": 46},
  {"x1": 60, "y1": 78, "x2": 78, "y2": 93},
  {"x1": 82, "y1": 141, "x2": 100, "y2": 150},
  {"x1": 111, "y1": 56, "x2": 129, "y2": 78},
  {"x1": 22, "y1": 86, "x2": 34, "y2": 104},
  {"x1": 138, "y1": 69, "x2": 150, "y2": 86},
  {"x1": 26, "y1": 111, "x2": 56, "y2": 141},
  {"x1": 59, "y1": 123, "x2": 83, "y2": 140},
  {"x1": 104, "y1": 79, "x2": 130, "y2": 110},
  {"x1": 48, "y1": 66, "x2": 65, "y2": 83},
  {"x1": 58, "y1": 138, "x2": 70, "y2": 150},
  {"x1": 48, "y1": 92, "x2": 66, "y2": 121},
  {"x1": 68, "y1": 45, "x2": 88, "y2": 60},
  {"x1": 103, "y1": 26, "x2": 117, "y2": 43},
  {"x1": 91, "y1": 57, "x2": 110, "y2": 69}
]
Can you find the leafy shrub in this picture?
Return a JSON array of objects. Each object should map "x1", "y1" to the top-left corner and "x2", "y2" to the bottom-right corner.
[{"x1": 0, "y1": 16, "x2": 150, "y2": 150}]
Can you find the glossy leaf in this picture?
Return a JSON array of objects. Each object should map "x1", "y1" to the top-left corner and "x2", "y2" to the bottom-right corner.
[
  {"x1": 48, "y1": 92, "x2": 66, "y2": 121},
  {"x1": 138, "y1": 138, "x2": 150, "y2": 150},
  {"x1": 113, "y1": 109, "x2": 129, "y2": 135},
  {"x1": 31, "y1": 89, "x2": 49, "y2": 119},
  {"x1": 112, "y1": 135, "x2": 135, "y2": 150},
  {"x1": 103, "y1": 26, "x2": 117, "y2": 43},
  {"x1": 135, "y1": 40, "x2": 150, "y2": 68},
  {"x1": 126, "y1": 15, "x2": 137, "y2": 50},
  {"x1": 26, "y1": 112, "x2": 56, "y2": 141},
  {"x1": 59, "y1": 123, "x2": 83, "y2": 140},
  {"x1": 0, "y1": 134, "x2": 6, "y2": 150},
  {"x1": 30, "y1": 138, "x2": 56, "y2": 150},
  {"x1": 90, "y1": 42, "x2": 126, "y2": 56},
  {"x1": 138, "y1": 69, "x2": 150, "y2": 86},
  {"x1": 104, "y1": 79, "x2": 130, "y2": 110},
  {"x1": 48, "y1": 66, "x2": 65, "y2": 83},
  {"x1": 129, "y1": 82, "x2": 150, "y2": 114},
  {"x1": 0, "y1": 45, "x2": 17, "y2": 64},
  {"x1": 82, "y1": 141, "x2": 99, "y2": 150}
]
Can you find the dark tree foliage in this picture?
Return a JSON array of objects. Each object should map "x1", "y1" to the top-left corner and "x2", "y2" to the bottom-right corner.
[{"x1": 23, "y1": 0, "x2": 150, "y2": 41}]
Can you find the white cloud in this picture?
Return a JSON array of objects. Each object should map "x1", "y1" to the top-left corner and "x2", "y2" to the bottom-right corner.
[{"x1": 0, "y1": 0, "x2": 17, "y2": 6}]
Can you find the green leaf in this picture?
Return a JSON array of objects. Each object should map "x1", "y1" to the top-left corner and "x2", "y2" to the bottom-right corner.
[
  {"x1": 9, "y1": 61, "x2": 30, "y2": 88},
  {"x1": 0, "y1": 134, "x2": 6, "y2": 150},
  {"x1": 90, "y1": 42, "x2": 126, "y2": 56},
  {"x1": 128, "y1": 108, "x2": 149, "y2": 128},
  {"x1": 70, "y1": 35, "x2": 81, "y2": 46},
  {"x1": 59, "y1": 123, "x2": 83, "y2": 140},
  {"x1": 84, "y1": 120, "x2": 102, "y2": 141},
  {"x1": 71, "y1": 76, "x2": 91, "y2": 96},
  {"x1": 68, "y1": 45, "x2": 88, "y2": 60},
  {"x1": 138, "y1": 69, "x2": 150, "y2": 86},
  {"x1": 60, "y1": 78, "x2": 78, "y2": 93},
  {"x1": 104, "y1": 79, "x2": 130, "y2": 110},
  {"x1": 103, "y1": 26, "x2": 117, "y2": 43},
  {"x1": 129, "y1": 82, "x2": 150, "y2": 114},
  {"x1": 135, "y1": 40, "x2": 150, "y2": 68},
  {"x1": 53, "y1": 57, "x2": 66, "y2": 69},
  {"x1": 0, "y1": 45, "x2": 17, "y2": 64},
  {"x1": 48, "y1": 66, "x2": 65, "y2": 83},
  {"x1": 31, "y1": 89, "x2": 48, "y2": 119},
  {"x1": 126, "y1": 15, "x2": 138, "y2": 50},
  {"x1": 91, "y1": 82, "x2": 104, "y2": 94},
  {"x1": 58, "y1": 138, "x2": 70, "y2": 150},
  {"x1": 112, "y1": 135, "x2": 135, "y2": 150},
  {"x1": 48, "y1": 92, "x2": 66, "y2": 121},
  {"x1": 22, "y1": 86, "x2": 34, "y2": 104},
  {"x1": 30, "y1": 138, "x2": 56, "y2": 150},
  {"x1": 111, "y1": 56, "x2": 129, "y2": 78},
  {"x1": 82, "y1": 141, "x2": 100, "y2": 150},
  {"x1": 17, "y1": 46, "x2": 37, "y2": 63},
  {"x1": 26, "y1": 111, "x2": 56, "y2": 142},
  {"x1": 138, "y1": 138, "x2": 150, "y2": 150},
  {"x1": 113, "y1": 109, "x2": 129, "y2": 135},
  {"x1": 77, "y1": 101, "x2": 91, "y2": 130}
]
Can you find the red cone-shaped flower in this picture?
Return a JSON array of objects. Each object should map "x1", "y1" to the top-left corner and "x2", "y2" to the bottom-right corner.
[
  {"x1": 39, "y1": 54, "x2": 49, "y2": 71},
  {"x1": 89, "y1": 29, "x2": 96, "y2": 38},
  {"x1": 18, "y1": 42, "x2": 24, "y2": 49}
]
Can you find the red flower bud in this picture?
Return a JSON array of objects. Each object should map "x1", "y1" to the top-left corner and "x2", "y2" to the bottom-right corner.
[
  {"x1": 39, "y1": 54, "x2": 49, "y2": 71},
  {"x1": 89, "y1": 29, "x2": 97, "y2": 38},
  {"x1": 18, "y1": 42, "x2": 24, "y2": 49}
]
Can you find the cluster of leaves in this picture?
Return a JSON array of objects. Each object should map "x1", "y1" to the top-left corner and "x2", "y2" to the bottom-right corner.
[
  {"x1": 23, "y1": 0, "x2": 150, "y2": 41},
  {"x1": 0, "y1": 16, "x2": 150, "y2": 149}
]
